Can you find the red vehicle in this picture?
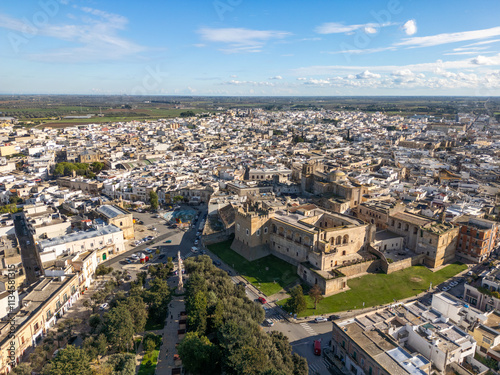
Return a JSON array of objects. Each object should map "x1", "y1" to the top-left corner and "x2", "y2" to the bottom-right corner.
[
  {"x1": 258, "y1": 297, "x2": 267, "y2": 304},
  {"x1": 313, "y1": 340, "x2": 321, "y2": 356}
]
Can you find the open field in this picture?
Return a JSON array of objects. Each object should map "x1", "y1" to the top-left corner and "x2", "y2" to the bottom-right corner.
[
  {"x1": 208, "y1": 240, "x2": 299, "y2": 296},
  {"x1": 277, "y1": 263, "x2": 467, "y2": 317}
]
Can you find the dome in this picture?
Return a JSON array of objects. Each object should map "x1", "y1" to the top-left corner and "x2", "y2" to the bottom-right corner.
[{"x1": 328, "y1": 170, "x2": 346, "y2": 181}]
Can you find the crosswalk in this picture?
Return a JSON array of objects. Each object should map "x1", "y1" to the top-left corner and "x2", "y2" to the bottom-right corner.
[
  {"x1": 265, "y1": 313, "x2": 284, "y2": 323},
  {"x1": 299, "y1": 322, "x2": 317, "y2": 335},
  {"x1": 308, "y1": 358, "x2": 330, "y2": 375}
]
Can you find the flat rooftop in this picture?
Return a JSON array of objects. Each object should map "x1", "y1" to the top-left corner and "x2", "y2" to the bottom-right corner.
[
  {"x1": 39, "y1": 224, "x2": 121, "y2": 250},
  {"x1": 96, "y1": 204, "x2": 130, "y2": 218}
]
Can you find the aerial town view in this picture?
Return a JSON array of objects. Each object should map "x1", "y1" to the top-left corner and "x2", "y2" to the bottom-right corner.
[{"x1": 1, "y1": 1, "x2": 500, "y2": 375}]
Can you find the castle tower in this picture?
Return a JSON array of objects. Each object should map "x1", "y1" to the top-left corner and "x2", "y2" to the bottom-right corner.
[{"x1": 230, "y1": 207, "x2": 273, "y2": 261}]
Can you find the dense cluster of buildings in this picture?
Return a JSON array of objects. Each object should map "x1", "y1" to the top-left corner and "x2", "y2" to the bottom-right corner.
[{"x1": 0, "y1": 108, "x2": 498, "y2": 373}]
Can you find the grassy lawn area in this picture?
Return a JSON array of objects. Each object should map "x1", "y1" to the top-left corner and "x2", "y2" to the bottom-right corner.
[
  {"x1": 138, "y1": 349, "x2": 159, "y2": 375},
  {"x1": 208, "y1": 240, "x2": 299, "y2": 296},
  {"x1": 278, "y1": 263, "x2": 467, "y2": 317}
]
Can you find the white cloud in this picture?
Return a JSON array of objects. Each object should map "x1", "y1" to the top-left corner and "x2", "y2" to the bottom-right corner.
[
  {"x1": 198, "y1": 27, "x2": 291, "y2": 53},
  {"x1": 221, "y1": 80, "x2": 275, "y2": 87},
  {"x1": 356, "y1": 70, "x2": 381, "y2": 79},
  {"x1": 396, "y1": 26, "x2": 500, "y2": 48},
  {"x1": 315, "y1": 21, "x2": 393, "y2": 35},
  {"x1": 269, "y1": 76, "x2": 283, "y2": 80},
  {"x1": 324, "y1": 46, "x2": 395, "y2": 55},
  {"x1": 0, "y1": 8, "x2": 145, "y2": 62},
  {"x1": 471, "y1": 55, "x2": 496, "y2": 65},
  {"x1": 402, "y1": 20, "x2": 417, "y2": 36},
  {"x1": 392, "y1": 69, "x2": 414, "y2": 77}
]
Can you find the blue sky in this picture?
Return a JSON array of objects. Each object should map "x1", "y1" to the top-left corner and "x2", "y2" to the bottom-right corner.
[{"x1": 1, "y1": 0, "x2": 500, "y2": 96}]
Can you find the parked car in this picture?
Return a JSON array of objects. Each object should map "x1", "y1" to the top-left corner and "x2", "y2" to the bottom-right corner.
[
  {"x1": 125, "y1": 275, "x2": 132, "y2": 280},
  {"x1": 328, "y1": 314, "x2": 340, "y2": 321},
  {"x1": 191, "y1": 247, "x2": 198, "y2": 253},
  {"x1": 213, "y1": 260, "x2": 221, "y2": 266},
  {"x1": 165, "y1": 240, "x2": 172, "y2": 243},
  {"x1": 258, "y1": 297, "x2": 267, "y2": 304},
  {"x1": 227, "y1": 270, "x2": 232, "y2": 276},
  {"x1": 99, "y1": 303, "x2": 109, "y2": 311},
  {"x1": 145, "y1": 248, "x2": 154, "y2": 254},
  {"x1": 194, "y1": 240, "x2": 199, "y2": 245},
  {"x1": 131, "y1": 254, "x2": 139, "y2": 260},
  {"x1": 158, "y1": 254, "x2": 166, "y2": 259},
  {"x1": 264, "y1": 319, "x2": 274, "y2": 327},
  {"x1": 314, "y1": 317, "x2": 328, "y2": 323}
]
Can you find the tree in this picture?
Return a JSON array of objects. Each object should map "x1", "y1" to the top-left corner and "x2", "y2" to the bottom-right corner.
[
  {"x1": 308, "y1": 284, "x2": 324, "y2": 310},
  {"x1": 42, "y1": 345, "x2": 92, "y2": 375},
  {"x1": 292, "y1": 353, "x2": 308, "y2": 375},
  {"x1": 96, "y1": 264, "x2": 112, "y2": 279},
  {"x1": 173, "y1": 195, "x2": 184, "y2": 203},
  {"x1": 149, "y1": 191, "x2": 159, "y2": 210},
  {"x1": 178, "y1": 332, "x2": 218, "y2": 375},
  {"x1": 284, "y1": 285, "x2": 307, "y2": 314},
  {"x1": 143, "y1": 332, "x2": 161, "y2": 353},
  {"x1": 12, "y1": 363, "x2": 32, "y2": 375},
  {"x1": 105, "y1": 306, "x2": 135, "y2": 352},
  {"x1": 106, "y1": 353, "x2": 136, "y2": 375},
  {"x1": 118, "y1": 296, "x2": 147, "y2": 333}
]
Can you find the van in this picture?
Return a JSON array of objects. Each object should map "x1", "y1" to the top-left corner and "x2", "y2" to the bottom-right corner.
[{"x1": 313, "y1": 340, "x2": 321, "y2": 356}]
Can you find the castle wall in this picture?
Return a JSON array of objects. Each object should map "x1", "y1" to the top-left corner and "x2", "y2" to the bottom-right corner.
[{"x1": 337, "y1": 260, "x2": 382, "y2": 277}]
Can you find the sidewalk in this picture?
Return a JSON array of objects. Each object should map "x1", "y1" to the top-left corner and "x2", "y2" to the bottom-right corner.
[{"x1": 155, "y1": 288, "x2": 186, "y2": 374}]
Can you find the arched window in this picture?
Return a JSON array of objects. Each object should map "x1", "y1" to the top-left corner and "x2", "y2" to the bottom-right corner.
[
  {"x1": 343, "y1": 235, "x2": 349, "y2": 244},
  {"x1": 336, "y1": 236, "x2": 342, "y2": 245}
]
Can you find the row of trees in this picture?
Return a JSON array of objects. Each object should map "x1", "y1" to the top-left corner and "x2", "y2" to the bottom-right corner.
[
  {"x1": 53, "y1": 161, "x2": 105, "y2": 179},
  {"x1": 178, "y1": 256, "x2": 308, "y2": 375},
  {"x1": 15, "y1": 260, "x2": 174, "y2": 375}
]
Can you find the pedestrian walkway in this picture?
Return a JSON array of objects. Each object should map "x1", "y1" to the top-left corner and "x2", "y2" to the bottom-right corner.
[
  {"x1": 155, "y1": 292, "x2": 186, "y2": 374},
  {"x1": 299, "y1": 322, "x2": 317, "y2": 335},
  {"x1": 308, "y1": 358, "x2": 330, "y2": 375}
]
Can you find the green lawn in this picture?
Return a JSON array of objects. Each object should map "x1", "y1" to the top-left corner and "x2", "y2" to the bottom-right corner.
[
  {"x1": 278, "y1": 263, "x2": 467, "y2": 317},
  {"x1": 138, "y1": 349, "x2": 160, "y2": 375},
  {"x1": 208, "y1": 240, "x2": 299, "y2": 296}
]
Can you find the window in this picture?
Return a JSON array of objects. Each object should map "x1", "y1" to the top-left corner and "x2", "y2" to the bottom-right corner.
[
  {"x1": 353, "y1": 351, "x2": 357, "y2": 361},
  {"x1": 368, "y1": 367, "x2": 373, "y2": 375},
  {"x1": 71, "y1": 286, "x2": 76, "y2": 294},
  {"x1": 246, "y1": 229, "x2": 249, "y2": 236},
  {"x1": 47, "y1": 310, "x2": 52, "y2": 319},
  {"x1": 264, "y1": 227, "x2": 268, "y2": 234},
  {"x1": 484, "y1": 337, "x2": 492, "y2": 345},
  {"x1": 236, "y1": 223, "x2": 240, "y2": 231},
  {"x1": 256, "y1": 229, "x2": 261, "y2": 236},
  {"x1": 63, "y1": 293, "x2": 68, "y2": 302}
]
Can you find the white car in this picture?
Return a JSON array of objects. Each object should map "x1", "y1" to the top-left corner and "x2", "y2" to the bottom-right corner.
[
  {"x1": 194, "y1": 240, "x2": 199, "y2": 245},
  {"x1": 191, "y1": 246, "x2": 198, "y2": 253},
  {"x1": 314, "y1": 317, "x2": 328, "y2": 323},
  {"x1": 131, "y1": 254, "x2": 139, "y2": 260},
  {"x1": 145, "y1": 248, "x2": 154, "y2": 254},
  {"x1": 99, "y1": 303, "x2": 109, "y2": 310}
]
